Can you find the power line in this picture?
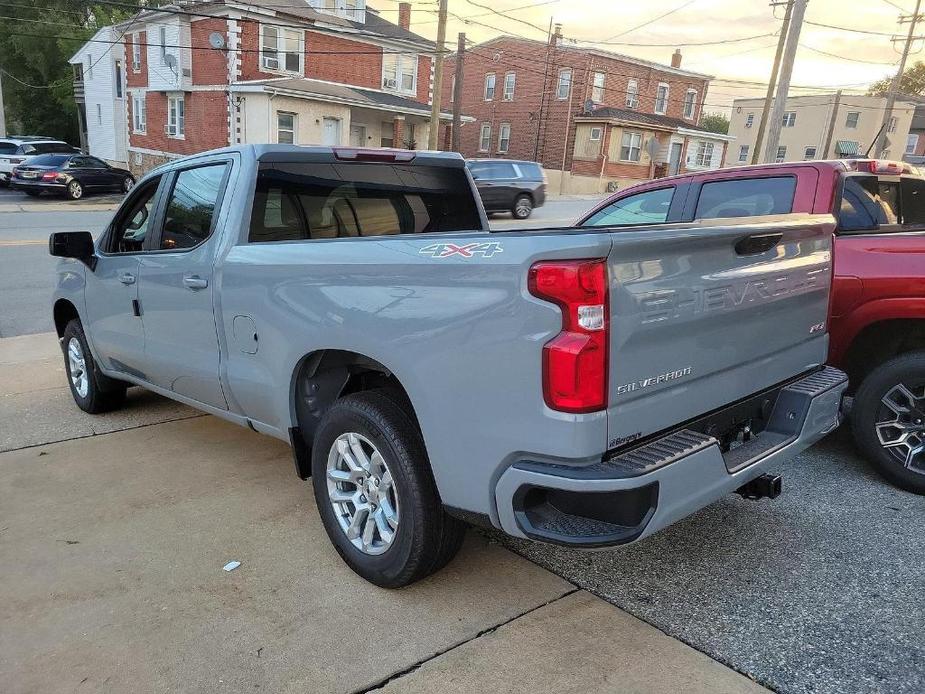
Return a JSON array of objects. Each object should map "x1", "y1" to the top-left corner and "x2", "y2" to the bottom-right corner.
[
  {"x1": 413, "y1": 0, "x2": 557, "y2": 26},
  {"x1": 597, "y1": 0, "x2": 699, "y2": 43},
  {"x1": 799, "y1": 42, "x2": 900, "y2": 66},
  {"x1": 457, "y1": 0, "x2": 550, "y2": 35},
  {"x1": 804, "y1": 19, "x2": 897, "y2": 37},
  {"x1": 571, "y1": 32, "x2": 776, "y2": 49}
]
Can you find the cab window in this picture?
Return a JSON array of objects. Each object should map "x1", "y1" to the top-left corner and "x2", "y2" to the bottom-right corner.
[
  {"x1": 694, "y1": 176, "x2": 795, "y2": 219},
  {"x1": 582, "y1": 187, "x2": 674, "y2": 226},
  {"x1": 105, "y1": 177, "x2": 161, "y2": 253},
  {"x1": 838, "y1": 176, "x2": 899, "y2": 233},
  {"x1": 901, "y1": 177, "x2": 925, "y2": 224},
  {"x1": 160, "y1": 164, "x2": 228, "y2": 251}
]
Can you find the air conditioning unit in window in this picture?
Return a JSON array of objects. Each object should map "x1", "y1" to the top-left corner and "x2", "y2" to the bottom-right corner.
[
  {"x1": 383, "y1": 77, "x2": 397, "y2": 89},
  {"x1": 626, "y1": 97, "x2": 638, "y2": 109}
]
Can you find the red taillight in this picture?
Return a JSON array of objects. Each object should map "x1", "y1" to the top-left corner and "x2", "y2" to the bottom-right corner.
[
  {"x1": 42, "y1": 172, "x2": 58, "y2": 181},
  {"x1": 528, "y1": 258, "x2": 608, "y2": 413}
]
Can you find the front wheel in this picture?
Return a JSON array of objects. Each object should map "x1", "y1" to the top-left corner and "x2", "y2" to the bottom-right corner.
[
  {"x1": 511, "y1": 194, "x2": 533, "y2": 219},
  {"x1": 852, "y1": 351, "x2": 925, "y2": 494},
  {"x1": 66, "y1": 180, "x2": 83, "y2": 200},
  {"x1": 311, "y1": 391, "x2": 465, "y2": 587},
  {"x1": 122, "y1": 176, "x2": 134, "y2": 194},
  {"x1": 62, "y1": 319, "x2": 127, "y2": 414}
]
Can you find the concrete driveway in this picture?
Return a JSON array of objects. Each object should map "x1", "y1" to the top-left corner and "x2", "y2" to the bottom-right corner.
[{"x1": 0, "y1": 333, "x2": 765, "y2": 694}]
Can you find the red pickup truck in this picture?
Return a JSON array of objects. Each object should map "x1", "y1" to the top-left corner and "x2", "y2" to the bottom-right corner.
[{"x1": 577, "y1": 159, "x2": 925, "y2": 494}]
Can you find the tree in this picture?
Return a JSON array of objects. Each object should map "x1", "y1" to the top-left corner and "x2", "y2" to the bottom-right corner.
[
  {"x1": 699, "y1": 112, "x2": 730, "y2": 134},
  {"x1": 0, "y1": 2, "x2": 130, "y2": 143},
  {"x1": 868, "y1": 61, "x2": 925, "y2": 97}
]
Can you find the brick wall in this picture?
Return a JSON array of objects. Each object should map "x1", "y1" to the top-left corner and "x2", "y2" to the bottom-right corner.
[
  {"x1": 306, "y1": 31, "x2": 382, "y2": 89},
  {"x1": 128, "y1": 91, "x2": 228, "y2": 155},
  {"x1": 238, "y1": 20, "x2": 277, "y2": 81},
  {"x1": 191, "y1": 18, "x2": 228, "y2": 85},
  {"x1": 125, "y1": 31, "x2": 148, "y2": 88},
  {"x1": 416, "y1": 55, "x2": 432, "y2": 105}
]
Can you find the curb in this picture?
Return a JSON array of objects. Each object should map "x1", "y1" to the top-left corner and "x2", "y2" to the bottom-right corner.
[{"x1": 0, "y1": 203, "x2": 119, "y2": 213}]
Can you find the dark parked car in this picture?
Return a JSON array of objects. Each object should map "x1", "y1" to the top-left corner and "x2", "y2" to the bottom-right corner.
[
  {"x1": 10, "y1": 153, "x2": 134, "y2": 200},
  {"x1": 466, "y1": 159, "x2": 546, "y2": 219}
]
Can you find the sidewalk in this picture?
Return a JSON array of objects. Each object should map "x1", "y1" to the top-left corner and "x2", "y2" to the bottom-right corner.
[{"x1": 0, "y1": 333, "x2": 768, "y2": 693}]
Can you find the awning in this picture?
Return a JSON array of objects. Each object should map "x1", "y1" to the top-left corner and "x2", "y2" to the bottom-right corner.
[{"x1": 836, "y1": 140, "x2": 860, "y2": 156}]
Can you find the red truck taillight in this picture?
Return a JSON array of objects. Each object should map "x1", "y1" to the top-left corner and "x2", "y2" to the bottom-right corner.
[{"x1": 528, "y1": 258, "x2": 609, "y2": 413}]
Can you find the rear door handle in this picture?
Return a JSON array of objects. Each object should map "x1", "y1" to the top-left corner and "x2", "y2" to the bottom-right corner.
[
  {"x1": 735, "y1": 233, "x2": 783, "y2": 256},
  {"x1": 118, "y1": 272, "x2": 136, "y2": 285},
  {"x1": 182, "y1": 275, "x2": 209, "y2": 290}
]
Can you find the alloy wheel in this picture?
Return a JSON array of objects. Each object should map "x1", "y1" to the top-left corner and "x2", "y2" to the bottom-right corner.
[
  {"x1": 67, "y1": 337, "x2": 89, "y2": 398},
  {"x1": 875, "y1": 382, "x2": 925, "y2": 473},
  {"x1": 69, "y1": 181, "x2": 82, "y2": 199},
  {"x1": 326, "y1": 432, "x2": 400, "y2": 555}
]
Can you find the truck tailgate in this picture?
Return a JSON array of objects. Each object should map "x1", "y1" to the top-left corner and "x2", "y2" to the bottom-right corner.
[{"x1": 605, "y1": 214, "x2": 834, "y2": 449}]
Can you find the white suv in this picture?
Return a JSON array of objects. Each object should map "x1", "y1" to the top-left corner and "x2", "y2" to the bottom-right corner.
[{"x1": 0, "y1": 137, "x2": 77, "y2": 185}]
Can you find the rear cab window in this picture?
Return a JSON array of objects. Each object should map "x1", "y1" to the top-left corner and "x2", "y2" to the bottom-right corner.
[
  {"x1": 582, "y1": 187, "x2": 675, "y2": 226},
  {"x1": 837, "y1": 173, "x2": 918, "y2": 233},
  {"x1": 694, "y1": 176, "x2": 796, "y2": 219},
  {"x1": 249, "y1": 162, "x2": 482, "y2": 242}
]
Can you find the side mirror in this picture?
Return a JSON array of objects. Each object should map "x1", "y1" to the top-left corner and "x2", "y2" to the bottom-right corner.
[{"x1": 49, "y1": 231, "x2": 97, "y2": 270}]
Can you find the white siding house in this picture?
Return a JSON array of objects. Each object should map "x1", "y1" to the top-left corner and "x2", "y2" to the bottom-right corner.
[
  {"x1": 69, "y1": 27, "x2": 128, "y2": 167},
  {"x1": 145, "y1": 16, "x2": 191, "y2": 92}
]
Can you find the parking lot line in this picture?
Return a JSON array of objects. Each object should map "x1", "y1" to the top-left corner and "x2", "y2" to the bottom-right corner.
[{"x1": 0, "y1": 239, "x2": 47, "y2": 246}]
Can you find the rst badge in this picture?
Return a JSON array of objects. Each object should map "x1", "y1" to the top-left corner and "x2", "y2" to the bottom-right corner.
[{"x1": 419, "y1": 242, "x2": 504, "y2": 258}]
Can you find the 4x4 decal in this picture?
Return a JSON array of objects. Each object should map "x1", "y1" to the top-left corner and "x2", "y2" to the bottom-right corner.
[{"x1": 419, "y1": 242, "x2": 504, "y2": 258}]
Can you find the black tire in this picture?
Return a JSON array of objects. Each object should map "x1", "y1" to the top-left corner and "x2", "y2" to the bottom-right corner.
[
  {"x1": 61, "y1": 319, "x2": 127, "y2": 414},
  {"x1": 311, "y1": 391, "x2": 465, "y2": 587},
  {"x1": 852, "y1": 351, "x2": 925, "y2": 495},
  {"x1": 511, "y1": 194, "x2": 533, "y2": 219},
  {"x1": 121, "y1": 176, "x2": 135, "y2": 194},
  {"x1": 66, "y1": 180, "x2": 83, "y2": 200}
]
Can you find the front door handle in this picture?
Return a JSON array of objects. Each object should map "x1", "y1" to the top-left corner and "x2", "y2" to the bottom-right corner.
[
  {"x1": 183, "y1": 275, "x2": 209, "y2": 290},
  {"x1": 118, "y1": 272, "x2": 136, "y2": 285}
]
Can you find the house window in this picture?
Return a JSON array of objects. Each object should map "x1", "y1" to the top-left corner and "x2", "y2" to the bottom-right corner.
[
  {"x1": 738, "y1": 144, "x2": 749, "y2": 162},
  {"x1": 683, "y1": 89, "x2": 696, "y2": 119},
  {"x1": 557, "y1": 68, "x2": 572, "y2": 100},
  {"x1": 888, "y1": 116, "x2": 897, "y2": 133},
  {"x1": 114, "y1": 60, "x2": 123, "y2": 98},
  {"x1": 131, "y1": 93, "x2": 146, "y2": 133},
  {"x1": 907, "y1": 133, "x2": 919, "y2": 154},
  {"x1": 655, "y1": 83, "x2": 669, "y2": 114},
  {"x1": 804, "y1": 146, "x2": 817, "y2": 160},
  {"x1": 159, "y1": 26, "x2": 167, "y2": 65},
  {"x1": 484, "y1": 73, "x2": 496, "y2": 100},
  {"x1": 96, "y1": 104, "x2": 102, "y2": 126},
  {"x1": 503, "y1": 72, "x2": 515, "y2": 101},
  {"x1": 479, "y1": 123, "x2": 491, "y2": 152},
  {"x1": 625, "y1": 79, "x2": 638, "y2": 108},
  {"x1": 620, "y1": 131, "x2": 642, "y2": 162},
  {"x1": 86, "y1": 55, "x2": 93, "y2": 79},
  {"x1": 167, "y1": 94, "x2": 184, "y2": 138},
  {"x1": 591, "y1": 72, "x2": 605, "y2": 103},
  {"x1": 380, "y1": 120, "x2": 394, "y2": 148},
  {"x1": 382, "y1": 53, "x2": 416, "y2": 94},
  {"x1": 590, "y1": 126, "x2": 602, "y2": 141},
  {"x1": 498, "y1": 123, "x2": 511, "y2": 153},
  {"x1": 277, "y1": 112, "x2": 296, "y2": 144},
  {"x1": 261, "y1": 25, "x2": 302, "y2": 74},
  {"x1": 745, "y1": 113, "x2": 754, "y2": 128},
  {"x1": 845, "y1": 111, "x2": 860, "y2": 129},
  {"x1": 775, "y1": 145, "x2": 787, "y2": 163},
  {"x1": 782, "y1": 111, "x2": 796, "y2": 127},
  {"x1": 132, "y1": 35, "x2": 142, "y2": 71},
  {"x1": 694, "y1": 141, "x2": 715, "y2": 167}
]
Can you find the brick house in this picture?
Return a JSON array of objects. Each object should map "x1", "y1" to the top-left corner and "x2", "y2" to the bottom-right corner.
[
  {"x1": 442, "y1": 32, "x2": 734, "y2": 193},
  {"x1": 75, "y1": 1, "x2": 453, "y2": 174}
]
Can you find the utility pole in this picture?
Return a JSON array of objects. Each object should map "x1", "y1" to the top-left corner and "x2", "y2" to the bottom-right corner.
[
  {"x1": 751, "y1": 0, "x2": 793, "y2": 164},
  {"x1": 451, "y1": 32, "x2": 465, "y2": 152},
  {"x1": 763, "y1": 0, "x2": 808, "y2": 163},
  {"x1": 0, "y1": 69, "x2": 6, "y2": 137},
  {"x1": 875, "y1": 0, "x2": 923, "y2": 157},
  {"x1": 428, "y1": 0, "x2": 449, "y2": 150},
  {"x1": 821, "y1": 89, "x2": 842, "y2": 158}
]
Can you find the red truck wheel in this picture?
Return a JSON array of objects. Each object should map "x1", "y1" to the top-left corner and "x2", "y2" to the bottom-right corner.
[{"x1": 852, "y1": 351, "x2": 925, "y2": 495}]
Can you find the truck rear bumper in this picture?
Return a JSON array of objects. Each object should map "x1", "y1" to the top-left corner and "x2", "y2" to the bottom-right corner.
[{"x1": 494, "y1": 366, "x2": 848, "y2": 547}]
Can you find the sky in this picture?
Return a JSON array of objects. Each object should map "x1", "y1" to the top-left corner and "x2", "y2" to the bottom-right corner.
[{"x1": 375, "y1": 0, "x2": 914, "y2": 114}]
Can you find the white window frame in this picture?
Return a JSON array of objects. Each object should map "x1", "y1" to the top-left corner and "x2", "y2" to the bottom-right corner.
[
  {"x1": 591, "y1": 71, "x2": 605, "y2": 103},
  {"x1": 131, "y1": 92, "x2": 146, "y2": 134},
  {"x1": 503, "y1": 72, "x2": 515, "y2": 101},
  {"x1": 166, "y1": 93, "x2": 185, "y2": 139},
  {"x1": 86, "y1": 55, "x2": 94, "y2": 79},
  {"x1": 277, "y1": 111, "x2": 297, "y2": 144},
  {"x1": 381, "y1": 53, "x2": 417, "y2": 95},
  {"x1": 479, "y1": 123, "x2": 491, "y2": 152},
  {"x1": 589, "y1": 126, "x2": 603, "y2": 142},
  {"x1": 625, "y1": 79, "x2": 638, "y2": 109},
  {"x1": 484, "y1": 72, "x2": 496, "y2": 100},
  {"x1": 620, "y1": 131, "x2": 642, "y2": 162},
  {"x1": 906, "y1": 133, "x2": 919, "y2": 154},
  {"x1": 260, "y1": 24, "x2": 303, "y2": 75},
  {"x1": 745, "y1": 113, "x2": 754, "y2": 128},
  {"x1": 694, "y1": 141, "x2": 715, "y2": 167},
  {"x1": 655, "y1": 83, "x2": 669, "y2": 114},
  {"x1": 498, "y1": 123, "x2": 511, "y2": 153},
  {"x1": 738, "y1": 144, "x2": 749, "y2": 162},
  {"x1": 683, "y1": 89, "x2": 696, "y2": 119},
  {"x1": 782, "y1": 111, "x2": 796, "y2": 127},
  {"x1": 845, "y1": 111, "x2": 860, "y2": 129},
  {"x1": 803, "y1": 146, "x2": 817, "y2": 160},
  {"x1": 775, "y1": 145, "x2": 787, "y2": 163},
  {"x1": 96, "y1": 103, "x2": 102, "y2": 126},
  {"x1": 159, "y1": 26, "x2": 167, "y2": 65},
  {"x1": 556, "y1": 68, "x2": 572, "y2": 100},
  {"x1": 132, "y1": 35, "x2": 142, "y2": 72}
]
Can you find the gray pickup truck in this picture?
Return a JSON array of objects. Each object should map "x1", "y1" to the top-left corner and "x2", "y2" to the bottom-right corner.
[{"x1": 50, "y1": 146, "x2": 847, "y2": 587}]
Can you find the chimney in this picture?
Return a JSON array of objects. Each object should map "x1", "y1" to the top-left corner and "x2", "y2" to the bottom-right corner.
[
  {"x1": 398, "y1": 2, "x2": 411, "y2": 31},
  {"x1": 671, "y1": 49, "x2": 682, "y2": 68},
  {"x1": 549, "y1": 23, "x2": 562, "y2": 47}
]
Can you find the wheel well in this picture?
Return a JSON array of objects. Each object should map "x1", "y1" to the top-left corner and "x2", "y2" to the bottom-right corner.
[
  {"x1": 842, "y1": 319, "x2": 925, "y2": 393},
  {"x1": 53, "y1": 299, "x2": 79, "y2": 338}
]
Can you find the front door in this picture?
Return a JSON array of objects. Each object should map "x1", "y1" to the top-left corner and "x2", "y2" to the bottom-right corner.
[
  {"x1": 668, "y1": 142, "x2": 683, "y2": 175},
  {"x1": 137, "y1": 159, "x2": 232, "y2": 410},
  {"x1": 83, "y1": 175, "x2": 164, "y2": 376},
  {"x1": 349, "y1": 124, "x2": 366, "y2": 147},
  {"x1": 322, "y1": 117, "x2": 342, "y2": 146}
]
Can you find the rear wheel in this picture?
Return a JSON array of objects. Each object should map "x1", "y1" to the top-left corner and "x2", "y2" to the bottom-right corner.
[
  {"x1": 62, "y1": 319, "x2": 127, "y2": 414},
  {"x1": 852, "y1": 351, "x2": 925, "y2": 495},
  {"x1": 66, "y1": 180, "x2": 83, "y2": 200},
  {"x1": 512, "y1": 194, "x2": 533, "y2": 219},
  {"x1": 311, "y1": 391, "x2": 465, "y2": 587},
  {"x1": 121, "y1": 176, "x2": 134, "y2": 194}
]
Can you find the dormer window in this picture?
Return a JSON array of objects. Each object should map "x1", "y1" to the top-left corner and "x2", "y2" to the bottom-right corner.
[
  {"x1": 309, "y1": 0, "x2": 366, "y2": 22},
  {"x1": 382, "y1": 53, "x2": 416, "y2": 95},
  {"x1": 261, "y1": 25, "x2": 303, "y2": 74}
]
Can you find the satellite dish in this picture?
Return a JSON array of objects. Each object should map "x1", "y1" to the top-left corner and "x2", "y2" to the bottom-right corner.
[
  {"x1": 165, "y1": 53, "x2": 178, "y2": 72},
  {"x1": 209, "y1": 31, "x2": 226, "y2": 50}
]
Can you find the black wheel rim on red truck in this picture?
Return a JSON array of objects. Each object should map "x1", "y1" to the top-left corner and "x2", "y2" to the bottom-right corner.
[{"x1": 875, "y1": 382, "x2": 925, "y2": 474}]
